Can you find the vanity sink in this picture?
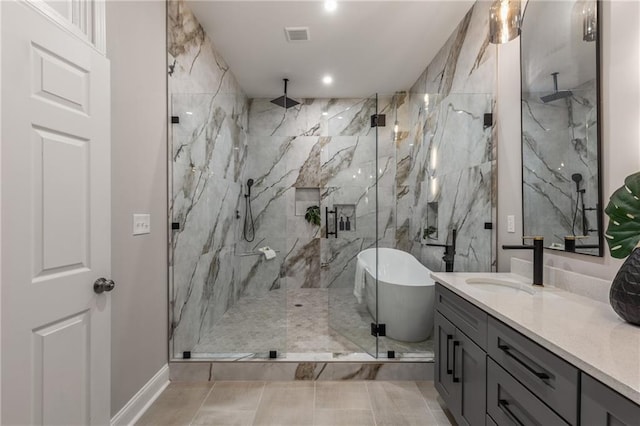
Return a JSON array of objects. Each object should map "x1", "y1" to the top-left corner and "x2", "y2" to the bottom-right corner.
[{"x1": 465, "y1": 277, "x2": 536, "y2": 295}]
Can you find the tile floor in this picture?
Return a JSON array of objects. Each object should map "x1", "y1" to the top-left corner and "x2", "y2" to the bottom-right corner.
[
  {"x1": 190, "y1": 288, "x2": 434, "y2": 359},
  {"x1": 137, "y1": 380, "x2": 455, "y2": 426}
]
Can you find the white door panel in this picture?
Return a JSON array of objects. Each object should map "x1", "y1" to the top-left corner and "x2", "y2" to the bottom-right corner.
[{"x1": 1, "y1": 1, "x2": 111, "y2": 424}]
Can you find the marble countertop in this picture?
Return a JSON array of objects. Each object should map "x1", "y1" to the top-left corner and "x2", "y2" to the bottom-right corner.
[{"x1": 431, "y1": 272, "x2": 640, "y2": 405}]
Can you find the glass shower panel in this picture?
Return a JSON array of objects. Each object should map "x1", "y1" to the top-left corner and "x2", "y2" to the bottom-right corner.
[
  {"x1": 169, "y1": 93, "x2": 286, "y2": 359},
  {"x1": 325, "y1": 95, "x2": 379, "y2": 358},
  {"x1": 416, "y1": 93, "x2": 496, "y2": 273}
]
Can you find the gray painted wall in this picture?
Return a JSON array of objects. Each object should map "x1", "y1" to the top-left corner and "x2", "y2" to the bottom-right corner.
[{"x1": 106, "y1": 1, "x2": 168, "y2": 417}]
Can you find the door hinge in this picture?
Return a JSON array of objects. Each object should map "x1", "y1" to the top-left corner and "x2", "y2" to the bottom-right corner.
[
  {"x1": 371, "y1": 323, "x2": 386, "y2": 337},
  {"x1": 370, "y1": 114, "x2": 386, "y2": 128}
]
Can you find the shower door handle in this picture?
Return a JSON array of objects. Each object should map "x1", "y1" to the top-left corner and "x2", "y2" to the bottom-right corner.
[{"x1": 325, "y1": 207, "x2": 338, "y2": 238}]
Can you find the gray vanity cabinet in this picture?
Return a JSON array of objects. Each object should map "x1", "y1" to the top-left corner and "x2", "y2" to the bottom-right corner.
[
  {"x1": 435, "y1": 286, "x2": 488, "y2": 426},
  {"x1": 434, "y1": 283, "x2": 640, "y2": 425},
  {"x1": 581, "y1": 374, "x2": 640, "y2": 426}
]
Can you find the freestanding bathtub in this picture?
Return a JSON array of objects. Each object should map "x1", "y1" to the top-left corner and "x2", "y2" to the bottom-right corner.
[{"x1": 357, "y1": 248, "x2": 435, "y2": 342}]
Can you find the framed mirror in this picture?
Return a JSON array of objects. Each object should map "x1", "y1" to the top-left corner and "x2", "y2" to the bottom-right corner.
[{"x1": 520, "y1": 0, "x2": 603, "y2": 256}]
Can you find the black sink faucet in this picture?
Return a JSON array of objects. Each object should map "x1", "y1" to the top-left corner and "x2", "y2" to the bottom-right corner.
[{"x1": 502, "y1": 236, "x2": 544, "y2": 286}]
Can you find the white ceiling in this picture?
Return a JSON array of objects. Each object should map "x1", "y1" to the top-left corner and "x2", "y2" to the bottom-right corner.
[{"x1": 187, "y1": 1, "x2": 476, "y2": 98}]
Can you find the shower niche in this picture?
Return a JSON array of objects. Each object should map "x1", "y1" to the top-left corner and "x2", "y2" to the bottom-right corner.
[
  {"x1": 294, "y1": 188, "x2": 320, "y2": 217},
  {"x1": 335, "y1": 204, "x2": 356, "y2": 232}
]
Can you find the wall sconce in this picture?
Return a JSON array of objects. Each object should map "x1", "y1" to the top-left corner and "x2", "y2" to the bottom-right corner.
[
  {"x1": 489, "y1": 0, "x2": 521, "y2": 44},
  {"x1": 580, "y1": 0, "x2": 597, "y2": 42}
]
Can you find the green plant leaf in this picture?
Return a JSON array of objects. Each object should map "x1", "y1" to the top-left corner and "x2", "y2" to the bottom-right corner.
[
  {"x1": 304, "y1": 205, "x2": 321, "y2": 226},
  {"x1": 605, "y1": 171, "x2": 640, "y2": 258}
]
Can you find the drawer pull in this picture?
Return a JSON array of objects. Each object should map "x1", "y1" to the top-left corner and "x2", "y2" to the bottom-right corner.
[
  {"x1": 498, "y1": 400, "x2": 525, "y2": 426},
  {"x1": 499, "y1": 344, "x2": 550, "y2": 380},
  {"x1": 452, "y1": 341, "x2": 460, "y2": 383},
  {"x1": 446, "y1": 335, "x2": 453, "y2": 374}
]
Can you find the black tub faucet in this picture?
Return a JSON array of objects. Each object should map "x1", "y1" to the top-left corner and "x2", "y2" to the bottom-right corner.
[
  {"x1": 426, "y1": 229, "x2": 457, "y2": 272},
  {"x1": 502, "y1": 236, "x2": 544, "y2": 286}
]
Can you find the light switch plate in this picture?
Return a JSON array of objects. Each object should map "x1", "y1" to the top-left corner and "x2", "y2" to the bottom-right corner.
[
  {"x1": 507, "y1": 215, "x2": 515, "y2": 233},
  {"x1": 133, "y1": 214, "x2": 151, "y2": 235}
]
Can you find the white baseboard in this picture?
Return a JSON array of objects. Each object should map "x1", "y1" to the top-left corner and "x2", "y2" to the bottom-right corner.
[{"x1": 111, "y1": 364, "x2": 170, "y2": 426}]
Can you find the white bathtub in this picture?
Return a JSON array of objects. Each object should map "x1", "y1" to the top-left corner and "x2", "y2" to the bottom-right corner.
[{"x1": 357, "y1": 248, "x2": 435, "y2": 342}]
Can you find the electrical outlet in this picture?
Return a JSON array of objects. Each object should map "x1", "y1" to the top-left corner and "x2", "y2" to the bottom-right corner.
[
  {"x1": 133, "y1": 214, "x2": 151, "y2": 235},
  {"x1": 507, "y1": 215, "x2": 515, "y2": 233}
]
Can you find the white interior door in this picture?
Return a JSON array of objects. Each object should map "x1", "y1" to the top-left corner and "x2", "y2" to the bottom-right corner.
[{"x1": 1, "y1": 1, "x2": 111, "y2": 424}]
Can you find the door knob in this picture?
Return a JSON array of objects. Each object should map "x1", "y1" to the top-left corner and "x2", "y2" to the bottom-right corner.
[{"x1": 94, "y1": 278, "x2": 115, "y2": 294}]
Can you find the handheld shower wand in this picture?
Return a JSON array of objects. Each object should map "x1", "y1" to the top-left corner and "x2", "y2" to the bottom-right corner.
[
  {"x1": 243, "y1": 179, "x2": 255, "y2": 242},
  {"x1": 571, "y1": 173, "x2": 583, "y2": 193},
  {"x1": 570, "y1": 173, "x2": 588, "y2": 236}
]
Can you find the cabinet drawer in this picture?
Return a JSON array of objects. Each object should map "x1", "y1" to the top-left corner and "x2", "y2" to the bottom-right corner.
[
  {"x1": 488, "y1": 317, "x2": 578, "y2": 425},
  {"x1": 581, "y1": 373, "x2": 640, "y2": 425},
  {"x1": 435, "y1": 284, "x2": 488, "y2": 349},
  {"x1": 487, "y1": 358, "x2": 570, "y2": 426}
]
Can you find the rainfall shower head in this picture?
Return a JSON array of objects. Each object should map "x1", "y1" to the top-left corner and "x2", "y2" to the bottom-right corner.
[
  {"x1": 541, "y1": 72, "x2": 572, "y2": 103},
  {"x1": 271, "y1": 78, "x2": 300, "y2": 109}
]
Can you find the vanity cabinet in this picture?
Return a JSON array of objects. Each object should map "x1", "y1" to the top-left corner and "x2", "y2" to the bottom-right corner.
[
  {"x1": 581, "y1": 373, "x2": 640, "y2": 426},
  {"x1": 487, "y1": 317, "x2": 579, "y2": 424},
  {"x1": 435, "y1": 286, "x2": 487, "y2": 426},
  {"x1": 487, "y1": 358, "x2": 569, "y2": 425},
  {"x1": 434, "y1": 283, "x2": 640, "y2": 426}
]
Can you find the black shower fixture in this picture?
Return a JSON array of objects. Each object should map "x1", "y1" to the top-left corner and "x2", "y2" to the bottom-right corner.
[
  {"x1": 271, "y1": 78, "x2": 300, "y2": 109},
  {"x1": 540, "y1": 72, "x2": 573, "y2": 103},
  {"x1": 571, "y1": 173, "x2": 583, "y2": 193}
]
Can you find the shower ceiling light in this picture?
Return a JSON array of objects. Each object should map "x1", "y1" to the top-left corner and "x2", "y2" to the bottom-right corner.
[
  {"x1": 322, "y1": 75, "x2": 333, "y2": 85},
  {"x1": 324, "y1": 1, "x2": 337, "y2": 12},
  {"x1": 489, "y1": 0, "x2": 521, "y2": 44}
]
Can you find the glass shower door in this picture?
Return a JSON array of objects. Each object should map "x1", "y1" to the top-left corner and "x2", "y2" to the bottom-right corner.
[
  {"x1": 169, "y1": 93, "x2": 287, "y2": 359},
  {"x1": 325, "y1": 95, "x2": 380, "y2": 357}
]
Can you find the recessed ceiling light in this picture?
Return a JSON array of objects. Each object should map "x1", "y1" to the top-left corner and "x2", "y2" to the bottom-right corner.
[
  {"x1": 322, "y1": 75, "x2": 333, "y2": 85},
  {"x1": 324, "y1": 1, "x2": 337, "y2": 12}
]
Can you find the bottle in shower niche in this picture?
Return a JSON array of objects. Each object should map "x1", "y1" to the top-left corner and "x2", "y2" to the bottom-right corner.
[
  {"x1": 339, "y1": 217, "x2": 345, "y2": 231},
  {"x1": 345, "y1": 217, "x2": 351, "y2": 231}
]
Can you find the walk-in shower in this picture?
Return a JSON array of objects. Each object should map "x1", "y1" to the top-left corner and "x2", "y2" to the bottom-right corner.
[
  {"x1": 167, "y1": 0, "x2": 496, "y2": 363},
  {"x1": 168, "y1": 91, "x2": 495, "y2": 361}
]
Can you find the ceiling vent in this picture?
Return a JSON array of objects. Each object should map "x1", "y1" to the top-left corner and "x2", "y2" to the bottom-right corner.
[{"x1": 284, "y1": 27, "x2": 310, "y2": 42}]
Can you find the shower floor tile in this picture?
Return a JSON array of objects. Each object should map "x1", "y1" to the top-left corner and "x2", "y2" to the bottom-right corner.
[{"x1": 191, "y1": 287, "x2": 432, "y2": 359}]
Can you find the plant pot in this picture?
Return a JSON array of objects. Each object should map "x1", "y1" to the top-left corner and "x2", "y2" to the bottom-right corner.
[{"x1": 610, "y1": 247, "x2": 640, "y2": 326}]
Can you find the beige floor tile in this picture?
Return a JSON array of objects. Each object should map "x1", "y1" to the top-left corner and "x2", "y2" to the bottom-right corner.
[
  {"x1": 367, "y1": 381, "x2": 435, "y2": 426},
  {"x1": 136, "y1": 382, "x2": 212, "y2": 426},
  {"x1": 430, "y1": 408, "x2": 457, "y2": 426},
  {"x1": 416, "y1": 381, "x2": 438, "y2": 398},
  {"x1": 202, "y1": 381, "x2": 265, "y2": 411},
  {"x1": 191, "y1": 409, "x2": 256, "y2": 426},
  {"x1": 253, "y1": 382, "x2": 315, "y2": 425},
  {"x1": 313, "y1": 408, "x2": 375, "y2": 426},
  {"x1": 416, "y1": 381, "x2": 448, "y2": 410},
  {"x1": 315, "y1": 381, "x2": 370, "y2": 410}
]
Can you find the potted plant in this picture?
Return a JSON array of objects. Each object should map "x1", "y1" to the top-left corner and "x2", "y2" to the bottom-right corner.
[
  {"x1": 304, "y1": 205, "x2": 321, "y2": 226},
  {"x1": 605, "y1": 171, "x2": 640, "y2": 325}
]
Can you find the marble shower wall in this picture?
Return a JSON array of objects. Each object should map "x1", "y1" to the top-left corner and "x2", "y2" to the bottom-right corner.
[
  {"x1": 242, "y1": 95, "x2": 407, "y2": 293},
  {"x1": 168, "y1": 0, "x2": 251, "y2": 355},
  {"x1": 399, "y1": 1, "x2": 497, "y2": 273},
  {"x1": 522, "y1": 79, "x2": 599, "y2": 251}
]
